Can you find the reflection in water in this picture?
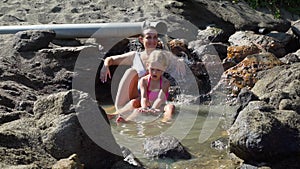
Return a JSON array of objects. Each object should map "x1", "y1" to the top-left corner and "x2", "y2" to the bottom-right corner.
[{"x1": 103, "y1": 104, "x2": 237, "y2": 168}]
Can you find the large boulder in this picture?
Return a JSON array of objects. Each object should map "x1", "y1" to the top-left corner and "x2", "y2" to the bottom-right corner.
[
  {"x1": 33, "y1": 89, "x2": 124, "y2": 169},
  {"x1": 13, "y1": 30, "x2": 55, "y2": 52},
  {"x1": 173, "y1": 0, "x2": 291, "y2": 41},
  {"x1": 251, "y1": 62, "x2": 300, "y2": 112},
  {"x1": 228, "y1": 31, "x2": 292, "y2": 58},
  {"x1": 228, "y1": 101, "x2": 300, "y2": 162},
  {"x1": 0, "y1": 118, "x2": 56, "y2": 168},
  {"x1": 217, "y1": 52, "x2": 283, "y2": 97},
  {"x1": 228, "y1": 62, "x2": 300, "y2": 163},
  {"x1": 143, "y1": 135, "x2": 191, "y2": 160}
]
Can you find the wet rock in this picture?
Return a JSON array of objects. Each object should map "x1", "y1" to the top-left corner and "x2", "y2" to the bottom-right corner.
[
  {"x1": 13, "y1": 30, "x2": 55, "y2": 52},
  {"x1": 211, "y1": 137, "x2": 228, "y2": 151},
  {"x1": 188, "y1": 61, "x2": 211, "y2": 94},
  {"x1": 143, "y1": 135, "x2": 191, "y2": 160},
  {"x1": 229, "y1": 101, "x2": 300, "y2": 162},
  {"x1": 120, "y1": 146, "x2": 143, "y2": 167},
  {"x1": 190, "y1": 43, "x2": 224, "y2": 91}
]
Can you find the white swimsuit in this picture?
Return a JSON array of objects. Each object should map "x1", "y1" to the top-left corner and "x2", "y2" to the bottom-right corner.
[{"x1": 132, "y1": 52, "x2": 147, "y2": 78}]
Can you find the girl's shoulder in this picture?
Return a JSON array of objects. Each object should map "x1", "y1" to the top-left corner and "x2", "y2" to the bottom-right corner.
[{"x1": 162, "y1": 77, "x2": 170, "y2": 85}]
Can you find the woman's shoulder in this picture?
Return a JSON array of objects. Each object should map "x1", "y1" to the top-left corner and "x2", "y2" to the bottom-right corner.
[
  {"x1": 112, "y1": 51, "x2": 136, "y2": 58},
  {"x1": 123, "y1": 50, "x2": 137, "y2": 57}
]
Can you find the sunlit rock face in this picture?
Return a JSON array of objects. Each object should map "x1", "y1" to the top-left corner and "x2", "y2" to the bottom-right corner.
[
  {"x1": 223, "y1": 45, "x2": 260, "y2": 70},
  {"x1": 168, "y1": 38, "x2": 189, "y2": 57},
  {"x1": 228, "y1": 31, "x2": 289, "y2": 58},
  {"x1": 221, "y1": 52, "x2": 283, "y2": 96}
]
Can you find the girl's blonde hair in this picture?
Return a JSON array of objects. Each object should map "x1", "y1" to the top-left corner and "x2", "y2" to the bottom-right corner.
[{"x1": 148, "y1": 50, "x2": 170, "y2": 71}]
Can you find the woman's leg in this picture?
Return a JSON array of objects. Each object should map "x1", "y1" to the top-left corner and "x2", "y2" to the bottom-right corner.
[
  {"x1": 115, "y1": 68, "x2": 139, "y2": 114},
  {"x1": 115, "y1": 99, "x2": 141, "y2": 123},
  {"x1": 125, "y1": 108, "x2": 140, "y2": 122}
]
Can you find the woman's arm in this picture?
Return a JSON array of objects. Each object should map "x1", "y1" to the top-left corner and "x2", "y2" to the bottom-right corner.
[
  {"x1": 106, "y1": 51, "x2": 136, "y2": 66},
  {"x1": 100, "y1": 51, "x2": 136, "y2": 82}
]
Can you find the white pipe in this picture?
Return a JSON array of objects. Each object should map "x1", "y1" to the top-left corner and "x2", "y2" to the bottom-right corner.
[{"x1": 0, "y1": 21, "x2": 167, "y2": 39}]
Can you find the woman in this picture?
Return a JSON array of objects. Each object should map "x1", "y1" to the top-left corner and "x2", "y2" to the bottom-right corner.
[{"x1": 100, "y1": 25, "x2": 185, "y2": 116}]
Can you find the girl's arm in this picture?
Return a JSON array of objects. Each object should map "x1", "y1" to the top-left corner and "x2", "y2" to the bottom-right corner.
[{"x1": 139, "y1": 77, "x2": 150, "y2": 109}]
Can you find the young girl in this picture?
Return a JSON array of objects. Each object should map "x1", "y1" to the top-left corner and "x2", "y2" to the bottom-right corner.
[{"x1": 117, "y1": 50, "x2": 175, "y2": 123}]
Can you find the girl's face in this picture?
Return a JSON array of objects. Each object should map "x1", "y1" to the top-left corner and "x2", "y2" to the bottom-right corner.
[
  {"x1": 149, "y1": 67, "x2": 163, "y2": 80},
  {"x1": 140, "y1": 29, "x2": 158, "y2": 49}
]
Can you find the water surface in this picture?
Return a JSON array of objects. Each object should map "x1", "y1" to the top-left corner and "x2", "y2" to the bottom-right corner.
[{"x1": 104, "y1": 104, "x2": 238, "y2": 168}]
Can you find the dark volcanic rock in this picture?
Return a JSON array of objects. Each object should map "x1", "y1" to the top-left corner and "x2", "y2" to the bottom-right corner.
[
  {"x1": 229, "y1": 101, "x2": 300, "y2": 162},
  {"x1": 143, "y1": 135, "x2": 191, "y2": 160},
  {"x1": 34, "y1": 90, "x2": 124, "y2": 169},
  {"x1": 13, "y1": 30, "x2": 55, "y2": 52}
]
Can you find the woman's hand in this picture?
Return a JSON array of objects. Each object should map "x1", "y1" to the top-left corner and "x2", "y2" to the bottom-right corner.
[{"x1": 100, "y1": 65, "x2": 111, "y2": 83}]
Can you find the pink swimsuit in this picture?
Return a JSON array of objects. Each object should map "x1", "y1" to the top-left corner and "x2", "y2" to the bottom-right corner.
[{"x1": 147, "y1": 76, "x2": 169, "y2": 102}]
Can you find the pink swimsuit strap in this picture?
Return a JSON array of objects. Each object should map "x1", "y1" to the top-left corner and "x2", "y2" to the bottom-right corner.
[{"x1": 147, "y1": 76, "x2": 168, "y2": 102}]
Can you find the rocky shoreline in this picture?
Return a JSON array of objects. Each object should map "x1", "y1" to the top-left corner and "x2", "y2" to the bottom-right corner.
[{"x1": 0, "y1": 0, "x2": 300, "y2": 168}]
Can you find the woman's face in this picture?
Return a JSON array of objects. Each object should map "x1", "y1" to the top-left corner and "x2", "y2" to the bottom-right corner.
[{"x1": 141, "y1": 29, "x2": 158, "y2": 49}]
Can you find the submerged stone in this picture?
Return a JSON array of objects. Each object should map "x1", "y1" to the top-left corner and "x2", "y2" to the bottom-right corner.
[{"x1": 143, "y1": 134, "x2": 191, "y2": 160}]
